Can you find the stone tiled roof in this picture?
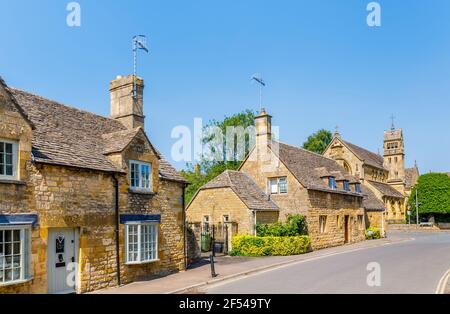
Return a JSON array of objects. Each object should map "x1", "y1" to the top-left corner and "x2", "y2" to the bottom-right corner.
[
  {"x1": 368, "y1": 180, "x2": 404, "y2": 198},
  {"x1": 405, "y1": 167, "x2": 419, "y2": 188},
  {"x1": 361, "y1": 185, "x2": 385, "y2": 211},
  {"x1": 273, "y1": 142, "x2": 362, "y2": 195},
  {"x1": 101, "y1": 128, "x2": 142, "y2": 155},
  {"x1": 0, "y1": 77, "x2": 35, "y2": 129},
  {"x1": 202, "y1": 170, "x2": 279, "y2": 211},
  {"x1": 9, "y1": 87, "x2": 186, "y2": 182},
  {"x1": 342, "y1": 140, "x2": 385, "y2": 170}
]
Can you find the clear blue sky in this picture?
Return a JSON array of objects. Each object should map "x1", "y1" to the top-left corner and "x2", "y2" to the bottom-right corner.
[{"x1": 1, "y1": 0, "x2": 449, "y2": 172}]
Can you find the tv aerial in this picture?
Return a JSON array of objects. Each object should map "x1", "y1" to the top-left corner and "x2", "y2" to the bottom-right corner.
[
  {"x1": 251, "y1": 74, "x2": 266, "y2": 112},
  {"x1": 132, "y1": 35, "x2": 149, "y2": 100}
]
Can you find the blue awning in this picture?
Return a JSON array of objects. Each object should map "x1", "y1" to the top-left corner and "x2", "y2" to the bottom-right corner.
[
  {"x1": 0, "y1": 214, "x2": 39, "y2": 227},
  {"x1": 120, "y1": 214, "x2": 161, "y2": 224}
]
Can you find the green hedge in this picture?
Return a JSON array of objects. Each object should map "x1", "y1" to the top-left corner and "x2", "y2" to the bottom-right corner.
[
  {"x1": 256, "y1": 214, "x2": 308, "y2": 237},
  {"x1": 365, "y1": 227, "x2": 381, "y2": 240},
  {"x1": 230, "y1": 235, "x2": 311, "y2": 257}
]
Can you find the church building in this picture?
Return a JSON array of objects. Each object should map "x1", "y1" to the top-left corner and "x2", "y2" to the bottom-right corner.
[{"x1": 323, "y1": 123, "x2": 419, "y2": 229}]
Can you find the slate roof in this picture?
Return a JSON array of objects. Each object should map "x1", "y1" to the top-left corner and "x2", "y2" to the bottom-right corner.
[
  {"x1": 368, "y1": 180, "x2": 404, "y2": 198},
  {"x1": 201, "y1": 170, "x2": 279, "y2": 211},
  {"x1": 361, "y1": 185, "x2": 385, "y2": 211},
  {"x1": 8, "y1": 87, "x2": 186, "y2": 182},
  {"x1": 273, "y1": 142, "x2": 362, "y2": 196},
  {"x1": 405, "y1": 167, "x2": 419, "y2": 189},
  {"x1": 342, "y1": 140, "x2": 386, "y2": 170}
]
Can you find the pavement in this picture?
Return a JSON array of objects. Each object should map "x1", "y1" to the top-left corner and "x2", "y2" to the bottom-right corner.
[
  {"x1": 200, "y1": 231, "x2": 450, "y2": 294},
  {"x1": 92, "y1": 232, "x2": 416, "y2": 294}
]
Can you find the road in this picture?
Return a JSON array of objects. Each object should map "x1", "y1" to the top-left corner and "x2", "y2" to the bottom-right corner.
[{"x1": 200, "y1": 232, "x2": 450, "y2": 294}]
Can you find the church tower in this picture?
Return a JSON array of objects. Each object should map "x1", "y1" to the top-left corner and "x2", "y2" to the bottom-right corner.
[{"x1": 383, "y1": 120, "x2": 406, "y2": 191}]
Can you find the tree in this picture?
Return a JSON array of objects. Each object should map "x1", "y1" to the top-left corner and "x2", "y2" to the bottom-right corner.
[
  {"x1": 181, "y1": 109, "x2": 257, "y2": 203},
  {"x1": 408, "y1": 173, "x2": 450, "y2": 223},
  {"x1": 302, "y1": 129, "x2": 333, "y2": 154}
]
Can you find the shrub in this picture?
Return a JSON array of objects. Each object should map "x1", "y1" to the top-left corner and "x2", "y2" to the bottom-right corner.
[
  {"x1": 408, "y1": 173, "x2": 450, "y2": 222},
  {"x1": 230, "y1": 235, "x2": 311, "y2": 257},
  {"x1": 256, "y1": 215, "x2": 308, "y2": 237},
  {"x1": 365, "y1": 227, "x2": 381, "y2": 240}
]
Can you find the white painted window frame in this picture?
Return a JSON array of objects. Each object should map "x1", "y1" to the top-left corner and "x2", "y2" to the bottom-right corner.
[
  {"x1": 124, "y1": 222, "x2": 159, "y2": 265},
  {"x1": 0, "y1": 140, "x2": 19, "y2": 181},
  {"x1": 0, "y1": 225, "x2": 32, "y2": 286},
  {"x1": 268, "y1": 177, "x2": 288, "y2": 195},
  {"x1": 129, "y1": 160, "x2": 153, "y2": 192}
]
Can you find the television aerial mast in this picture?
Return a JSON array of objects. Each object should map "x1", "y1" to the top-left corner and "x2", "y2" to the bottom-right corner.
[
  {"x1": 132, "y1": 35, "x2": 149, "y2": 100},
  {"x1": 251, "y1": 74, "x2": 266, "y2": 112}
]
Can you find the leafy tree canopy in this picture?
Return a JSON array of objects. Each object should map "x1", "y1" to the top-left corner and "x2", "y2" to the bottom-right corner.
[
  {"x1": 181, "y1": 109, "x2": 256, "y2": 203},
  {"x1": 302, "y1": 129, "x2": 333, "y2": 154},
  {"x1": 408, "y1": 173, "x2": 450, "y2": 222}
]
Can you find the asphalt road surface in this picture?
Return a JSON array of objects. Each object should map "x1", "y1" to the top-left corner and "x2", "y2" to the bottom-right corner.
[{"x1": 201, "y1": 232, "x2": 450, "y2": 294}]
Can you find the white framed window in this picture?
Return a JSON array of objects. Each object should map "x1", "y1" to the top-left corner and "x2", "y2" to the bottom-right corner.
[
  {"x1": 125, "y1": 222, "x2": 158, "y2": 264},
  {"x1": 0, "y1": 140, "x2": 18, "y2": 180},
  {"x1": 269, "y1": 177, "x2": 288, "y2": 195},
  {"x1": 0, "y1": 226, "x2": 31, "y2": 285},
  {"x1": 328, "y1": 177, "x2": 336, "y2": 189},
  {"x1": 129, "y1": 161, "x2": 152, "y2": 192},
  {"x1": 203, "y1": 216, "x2": 210, "y2": 233}
]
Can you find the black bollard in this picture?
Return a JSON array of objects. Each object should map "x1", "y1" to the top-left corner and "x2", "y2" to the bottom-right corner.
[{"x1": 210, "y1": 253, "x2": 217, "y2": 278}]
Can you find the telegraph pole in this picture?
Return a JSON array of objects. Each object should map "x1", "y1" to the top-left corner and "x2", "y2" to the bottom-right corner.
[{"x1": 415, "y1": 188, "x2": 419, "y2": 225}]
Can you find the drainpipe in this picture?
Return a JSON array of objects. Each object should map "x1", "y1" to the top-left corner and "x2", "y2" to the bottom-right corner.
[
  {"x1": 112, "y1": 175, "x2": 121, "y2": 286},
  {"x1": 182, "y1": 183, "x2": 188, "y2": 270}
]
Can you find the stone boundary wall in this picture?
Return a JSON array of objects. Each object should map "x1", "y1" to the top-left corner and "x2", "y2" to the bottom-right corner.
[{"x1": 388, "y1": 224, "x2": 444, "y2": 231}]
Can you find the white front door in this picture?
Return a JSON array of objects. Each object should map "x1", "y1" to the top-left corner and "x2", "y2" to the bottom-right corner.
[{"x1": 47, "y1": 229, "x2": 78, "y2": 294}]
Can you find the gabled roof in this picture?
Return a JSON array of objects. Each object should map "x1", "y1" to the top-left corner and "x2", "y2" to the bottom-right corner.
[
  {"x1": 405, "y1": 167, "x2": 419, "y2": 188},
  {"x1": 201, "y1": 170, "x2": 279, "y2": 211},
  {"x1": 9, "y1": 87, "x2": 186, "y2": 182},
  {"x1": 341, "y1": 140, "x2": 386, "y2": 170},
  {"x1": 368, "y1": 180, "x2": 404, "y2": 198},
  {"x1": 361, "y1": 185, "x2": 385, "y2": 211},
  {"x1": 0, "y1": 77, "x2": 35, "y2": 129},
  {"x1": 272, "y1": 142, "x2": 362, "y2": 196}
]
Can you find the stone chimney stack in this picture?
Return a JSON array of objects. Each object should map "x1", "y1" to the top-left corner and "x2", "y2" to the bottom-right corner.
[
  {"x1": 255, "y1": 108, "x2": 272, "y2": 146},
  {"x1": 110, "y1": 75, "x2": 145, "y2": 129}
]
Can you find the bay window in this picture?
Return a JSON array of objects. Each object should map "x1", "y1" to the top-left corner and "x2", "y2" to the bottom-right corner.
[
  {"x1": 129, "y1": 161, "x2": 152, "y2": 192},
  {"x1": 0, "y1": 226, "x2": 31, "y2": 285},
  {"x1": 0, "y1": 140, "x2": 18, "y2": 180},
  {"x1": 125, "y1": 223, "x2": 158, "y2": 264}
]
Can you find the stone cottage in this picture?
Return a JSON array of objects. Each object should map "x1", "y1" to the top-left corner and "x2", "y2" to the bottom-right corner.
[
  {"x1": 323, "y1": 126, "x2": 419, "y2": 229},
  {"x1": 187, "y1": 110, "x2": 366, "y2": 250},
  {"x1": 0, "y1": 75, "x2": 187, "y2": 294}
]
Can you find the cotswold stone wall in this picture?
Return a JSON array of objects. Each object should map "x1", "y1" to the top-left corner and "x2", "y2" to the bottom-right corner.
[
  {"x1": 366, "y1": 211, "x2": 384, "y2": 230},
  {"x1": 240, "y1": 148, "x2": 365, "y2": 250},
  {"x1": 0, "y1": 162, "x2": 184, "y2": 294},
  {"x1": 240, "y1": 148, "x2": 310, "y2": 220},
  {"x1": 307, "y1": 190, "x2": 365, "y2": 250}
]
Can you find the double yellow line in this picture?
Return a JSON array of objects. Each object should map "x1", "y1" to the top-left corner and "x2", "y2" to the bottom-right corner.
[{"x1": 436, "y1": 269, "x2": 450, "y2": 294}]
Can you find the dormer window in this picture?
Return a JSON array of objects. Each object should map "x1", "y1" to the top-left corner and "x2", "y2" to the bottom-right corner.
[
  {"x1": 355, "y1": 183, "x2": 362, "y2": 193},
  {"x1": 343, "y1": 180, "x2": 350, "y2": 192},
  {"x1": 0, "y1": 140, "x2": 18, "y2": 180},
  {"x1": 328, "y1": 177, "x2": 336, "y2": 189},
  {"x1": 130, "y1": 160, "x2": 152, "y2": 192}
]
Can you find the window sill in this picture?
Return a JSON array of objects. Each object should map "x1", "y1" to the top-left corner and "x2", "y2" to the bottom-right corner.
[
  {"x1": 0, "y1": 277, "x2": 34, "y2": 287},
  {"x1": 0, "y1": 179, "x2": 26, "y2": 186},
  {"x1": 125, "y1": 259, "x2": 160, "y2": 266},
  {"x1": 128, "y1": 189, "x2": 155, "y2": 196}
]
